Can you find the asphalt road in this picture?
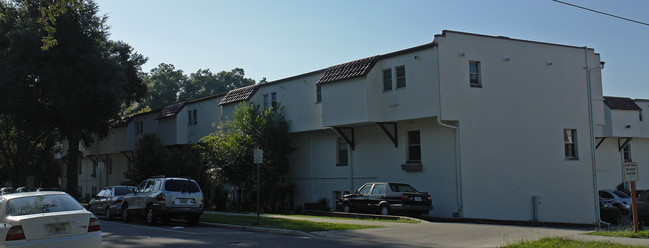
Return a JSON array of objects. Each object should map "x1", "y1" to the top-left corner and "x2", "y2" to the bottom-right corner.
[{"x1": 100, "y1": 219, "x2": 413, "y2": 248}]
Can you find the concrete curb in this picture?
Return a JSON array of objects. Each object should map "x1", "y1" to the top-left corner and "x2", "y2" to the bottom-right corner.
[{"x1": 199, "y1": 221, "x2": 317, "y2": 237}]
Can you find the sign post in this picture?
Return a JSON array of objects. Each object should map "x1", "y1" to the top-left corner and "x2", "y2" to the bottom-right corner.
[
  {"x1": 624, "y1": 162, "x2": 639, "y2": 232},
  {"x1": 254, "y1": 149, "x2": 263, "y2": 224}
]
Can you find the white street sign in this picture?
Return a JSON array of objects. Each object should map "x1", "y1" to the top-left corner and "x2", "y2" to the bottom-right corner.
[
  {"x1": 254, "y1": 149, "x2": 263, "y2": 164},
  {"x1": 624, "y1": 162, "x2": 639, "y2": 182}
]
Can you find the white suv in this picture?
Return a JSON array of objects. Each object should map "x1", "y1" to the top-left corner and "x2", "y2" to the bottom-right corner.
[{"x1": 121, "y1": 176, "x2": 204, "y2": 225}]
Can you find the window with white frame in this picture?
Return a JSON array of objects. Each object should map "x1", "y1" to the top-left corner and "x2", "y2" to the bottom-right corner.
[
  {"x1": 188, "y1": 109, "x2": 197, "y2": 126},
  {"x1": 407, "y1": 130, "x2": 421, "y2": 162},
  {"x1": 564, "y1": 129, "x2": 578, "y2": 160},
  {"x1": 396, "y1": 66, "x2": 406, "y2": 88},
  {"x1": 623, "y1": 145, "x2": 631, "y2": 162},
  {"x1": 337, "y1": 138, "x2": 348, "y2": 166},
  {"x1": 271, "y1": 92, "x2": 277, "y2": 109},
  {"x1": 383, "y1": 69, "x2": 392, "y2": 91},
  {"x1": 469, "y1": 61, "x2": 481, "y2": 87},
  {"x1": 316, "y1": 84, "x2": 322, "y2": 103}
]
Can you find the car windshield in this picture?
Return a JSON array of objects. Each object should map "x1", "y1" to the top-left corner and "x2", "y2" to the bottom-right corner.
[
  {"x1": 613, "y1": 190, "x2": 630, "y2": 198},
  {"x1": 165, "y1": 180, "x2": 200, "y2": 193},
  {"x1": 389, "y1": 183, "x2": 418, "y2": 193},
  {"x1": 6, "y1": 194, "x2": 84, "y2": 216},
  {"x1": 114, "y1": 187, "x2": 131, "y2": 196}
]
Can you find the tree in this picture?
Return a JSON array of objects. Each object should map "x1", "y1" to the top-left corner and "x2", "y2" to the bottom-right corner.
[
  {"x1": 122, "y1": 133, "x2": 168, "y2": 185},
  {"x1": 0, "y1": 0, "x2": 147, "y2": 198},
  {"x1": 142, "y1": 63, "x2": 186, "y2": 111},
  {"x1": 179, "y1": 68, "x2": 255, "y2": 102},
  {"x1": 200, "y1": 102, "x2": 293, "y2": 211}
]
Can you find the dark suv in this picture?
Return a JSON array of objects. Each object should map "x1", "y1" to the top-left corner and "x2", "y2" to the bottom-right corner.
[
  {"x1": 336, "y1": 182, "x2": 433, "y2": 216},
  {"x1": 121, "y1": 176, "x2": 204, "y2": 225}
]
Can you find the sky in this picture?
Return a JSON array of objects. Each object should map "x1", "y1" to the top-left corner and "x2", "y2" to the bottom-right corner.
[{"x1": 95, "y1": 0, "x2": 649, "y2": 99}]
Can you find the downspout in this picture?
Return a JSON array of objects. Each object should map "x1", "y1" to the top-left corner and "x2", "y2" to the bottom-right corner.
[
  {"x1": 435, "y1": 43, "x2": 463, "y2": 217},
  {"x1": 585, "y1": 47, "x2": 606, "y2": 226}
]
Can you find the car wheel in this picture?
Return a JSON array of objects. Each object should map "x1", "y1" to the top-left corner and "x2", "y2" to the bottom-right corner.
[
  {"x1": 122, "y1": 206, "x2": 131, "y2": 223},
  {"x1": 105, "y1": 207, "x2": 112, "y2": 220},
  {"x1": 379, "y1": 205, "x2": 389, "y2": 215},
  {"x1": 145, "y1": 207, "x2": 157, "y2": 225},
  {"x1": 343, "y1": 203, "x2": 352, "y2": 213}
]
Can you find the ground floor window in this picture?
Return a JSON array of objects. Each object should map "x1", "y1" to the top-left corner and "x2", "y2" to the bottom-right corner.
[
  {"x1": 407, "y1": 130, "x2": 421, "y2": 162},
  {"x1": 337, "y1": 138, "x2": 348, "y2": 166},
  {"x1": 564, "y1": 129, "x2": 578, "y2": 160}
]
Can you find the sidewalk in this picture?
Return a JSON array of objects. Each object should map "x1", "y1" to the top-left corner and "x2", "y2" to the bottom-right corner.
[{"x1": 202, "y1": 211, "x2": 649, "y2": 247}]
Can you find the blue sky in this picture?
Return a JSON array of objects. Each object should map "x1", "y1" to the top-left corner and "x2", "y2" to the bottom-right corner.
[{"x1": 95, "y1": 0, "x2": 649, "y2": 99}]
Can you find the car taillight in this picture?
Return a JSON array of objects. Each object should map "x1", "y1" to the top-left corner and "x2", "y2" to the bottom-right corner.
[
  {"x1": 88, "y1": 218, "x2": 101, "y2": 232},
  {"x1": 427, "y1": 196, "x2": 432, "y2": 201},
  {"x1": 6, "y1": 225, "x2": 25, "y2": 241},
  {"x1": 156, "y1": 193, "x2": 165, "y2": 201},
  {"x1": 114, "y1": 199, "x2": 122, "y2": 205},
  {"x1": 401, "y1": 195, "x2": 409, "y2": 201}
]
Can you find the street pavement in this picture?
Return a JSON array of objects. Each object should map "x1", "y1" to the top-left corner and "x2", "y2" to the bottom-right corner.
[{"x1": 204, "y1": 211, "x2": 649, "y2": 248}]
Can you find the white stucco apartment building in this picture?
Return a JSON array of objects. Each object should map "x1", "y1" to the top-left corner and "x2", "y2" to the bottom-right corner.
[{"x1": 61, "y1": 30, "x2": 614, "y2": 224}]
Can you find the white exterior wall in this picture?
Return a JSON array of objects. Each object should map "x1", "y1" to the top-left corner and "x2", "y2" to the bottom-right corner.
[
  {"x1": 435, "y1": 31, "x2": 603, "y2": 224},
  {"x1": 604, "y1": 107, "x2": 642, "y2": 138},
  {"x1": 177, "y1": 96, "x2": 224, "y2": 143}
]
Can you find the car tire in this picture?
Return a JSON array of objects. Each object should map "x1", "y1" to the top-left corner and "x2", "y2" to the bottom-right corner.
[
  {"x1": 105, "y1": 207, "x2": 112, "y2": 220},
  {"x1": 145, "y1": 207, "x2": 157, "y2": 225},
  {"x1": 379, "y1": 205, "x2": 389, "y2": 215},
  {"x1": 122, "y1": 206, "x2": 131, "y2": 223},
  {"x1": 343, "y1": 202, "x2": 352, "y2": 213}
]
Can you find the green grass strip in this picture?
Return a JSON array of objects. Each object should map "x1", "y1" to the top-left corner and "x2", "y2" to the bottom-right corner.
[
  {"x1": 503, "y1": 237, "x2": 643, "y2": 248},
  {"x1": 200, "y1": 213, "x2": 382, "y2": 232},
  {"x1": 588, "y1": 229, "x2": 649, "y2": 239}
]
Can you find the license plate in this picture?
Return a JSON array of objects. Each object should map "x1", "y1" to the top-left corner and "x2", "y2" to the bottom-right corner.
[
  {"x1": 46, "y1": 222, "x2": 69, "y2": 236},
  {"x1": 175, "y1": 198, "x2": 191, "y2": 205},
  {"x1": 415, "y1": 197, "x2": 422, "y2": 202}
]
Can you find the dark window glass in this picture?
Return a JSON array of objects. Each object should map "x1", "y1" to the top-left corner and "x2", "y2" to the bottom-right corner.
[
  {"x1": 114, "y1": 187, "x2": 131, "y2": 196},
  {"x1": 383, "y1": 69, "x2": 392, "y2": 91},
  {"x1": 469, "y1": 61, "x2": 481, "y2": 87},
  {"x1": 338, "y1": 138, "x2": 348, "y2": 165},
  {"x1": 165, "y1": 180, "x2": 201, "y2": 193},
  {"x1": 389, "y1": 183, "x2": 418, "y2": 193},
  {"x1": 316, "y1": 84, "x2": 322, "y2": 103},
  {"x1": 396, "y1": 66, "x2": 406, "y2": 88},
  {"x1": 408, "y1": 131, "x2": 421, "y2": 161}
]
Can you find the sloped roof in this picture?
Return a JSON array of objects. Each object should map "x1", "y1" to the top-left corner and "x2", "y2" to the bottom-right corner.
[
  {"x1": 604, "y1": 96, "x2": 641, "y2": 111},
  {"x1": 317, "y1": 56, "x2": 380, "y2": 85},
  {"x1": 218, "y1": 84, "x2": 259, "y2": 106},
  {"x1": 112, "y1": 115, "x2": 134, "y2": 128},
  {"x1": 154, "y1": 102, "x2": 185, "y2": 119}
]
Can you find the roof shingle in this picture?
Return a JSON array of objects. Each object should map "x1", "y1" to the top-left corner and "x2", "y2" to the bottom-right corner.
[
  {"x1": 604, "y1": 96, "x2": 641, "y2": 111},
  {"x1": 154, "y1": 102, "x2": 185, "y2": 119},
  {"x1": 317, "y1": 56, "x2": 380, "y2": 85},
  {"x1": 218, "y1": 84, "x2": 259, "y2": 106}
]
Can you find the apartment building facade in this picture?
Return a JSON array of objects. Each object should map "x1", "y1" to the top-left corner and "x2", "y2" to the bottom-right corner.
[{"x1": 61, "y1": 30, "x2": 611, "y2": 224}]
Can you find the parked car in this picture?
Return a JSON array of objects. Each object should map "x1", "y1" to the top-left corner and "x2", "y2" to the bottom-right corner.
[
  {"x1": 36, "y1": 187, "x2": 62, "y2": 192},
  {"x1": 637, "y1": 190, "x2": 649, "y2": 222},
  {"x1": 88, "y1": 185, "x2": 136, "y2": 220},
  {"x1": 336, "y1": 182, "x2": 433, "y2": 216},
  {"x1": 0, "y1": 191, "x2": 101, "y2": 247},
  {"x1": 14, "y1": 187, "x2": 37, "y2": 193},
  {"x1": 599, "y1": 189, "x2": 632, "y2": 214},
  {"x1": 0, "y1": 187, "x2": 13, "y2": 195},
  {"x1": 121, "y1": 176, "x2": 204, "y2": 225}
]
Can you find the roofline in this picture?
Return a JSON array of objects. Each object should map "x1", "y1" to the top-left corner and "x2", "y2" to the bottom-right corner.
[{"x1": 436, "y1": 30, "x2": 597, "y2": 52}]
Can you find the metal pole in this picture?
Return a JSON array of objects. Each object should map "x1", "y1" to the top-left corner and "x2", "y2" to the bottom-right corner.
[{"x1": 257, "y1": 162, "x2": 260, "y2": 224}]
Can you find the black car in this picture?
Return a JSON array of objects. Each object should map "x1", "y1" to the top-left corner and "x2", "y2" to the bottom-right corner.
[
  {"x1": 88, "y1": 185, "x2": 136, "y2": 220},
  {"x1": 336, "y1": 182, "x2": 433, "y2": 216}
]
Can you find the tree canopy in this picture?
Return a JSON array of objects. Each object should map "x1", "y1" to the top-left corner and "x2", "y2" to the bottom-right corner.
[{"x1": 0, "y1": 0, "x2": 147, "y2": 197}]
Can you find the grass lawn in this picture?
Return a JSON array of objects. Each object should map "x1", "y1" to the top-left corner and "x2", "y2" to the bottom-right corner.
[
  {"x1": 503, "y1": 237, "x2": 643, "y2": 248},
  {"x1": 588, "y1": 229, "x2": 649, "y2": 239},
  {"x1": 200, "y1": 213, "x2": 383, "y2": 232}
]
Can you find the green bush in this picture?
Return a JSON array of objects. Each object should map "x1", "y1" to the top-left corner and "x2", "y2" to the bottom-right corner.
[{"x1": 600, "y1": 206, "x2": 621, "y2": 225}]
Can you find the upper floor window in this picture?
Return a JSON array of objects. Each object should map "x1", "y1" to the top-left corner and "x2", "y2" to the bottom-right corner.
[
  {"x1": 263, "y1": 94, "x2": 269, "y2": 110},
  {"x1": 396, "y1": 66, "x2": 406, "y2": 88},
  {"x1": 469, "y1": 61, "x2": 481, "y2": 87},
  {"x1": 383, "y1": 69, "x2": 392, "y2": 91},
  {"x1": 316, "y1": 84, "x2": 322, "y2": 103},
  {"x1": 407, "y1": 130, "x2": 421, "y2": 162},
  {"x1": 564, "y1": 129, "x2": 578, "y2": 160},
  {"x1": 337, "y1": 138, "x2": 348, "y2": 166},
  {"x1": 640, "y1": 109, "x2": 643, "y2": 121},
  {"x1": 271, "y1": 92, "x2": 277, "y2": 109},
  {"x1": 188, "y1": 109, "x2": 197, "y2": 126},
  {"x1": 136, "y1": 121, "x2": 143, "y2": 134}
]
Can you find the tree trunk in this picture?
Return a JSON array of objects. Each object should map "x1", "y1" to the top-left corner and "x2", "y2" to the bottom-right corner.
[{"x1": 65, "y1": 132, "x2": 80, "y2": 199}]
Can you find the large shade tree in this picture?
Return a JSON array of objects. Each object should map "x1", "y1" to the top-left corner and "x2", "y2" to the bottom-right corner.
[{"x1": 0, "y1": 0, "x2": 147, "y2": 198}]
